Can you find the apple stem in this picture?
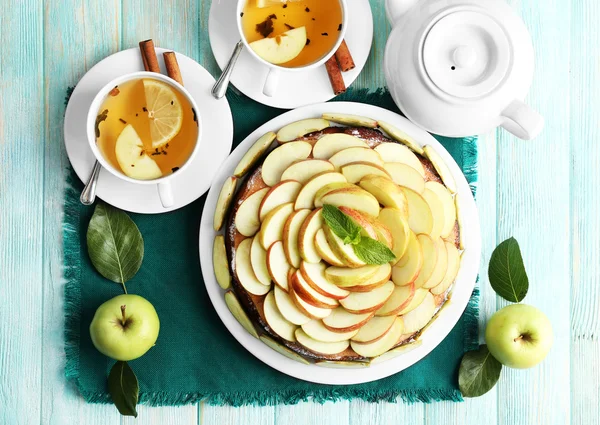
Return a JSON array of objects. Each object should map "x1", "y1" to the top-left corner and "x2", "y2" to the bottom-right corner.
[
  {"x1": 514, "y1": 335, "x2": 524, "y2": 342},
  {"x1": 120, "y1": 305, "x2": 127, "y2": 325}
]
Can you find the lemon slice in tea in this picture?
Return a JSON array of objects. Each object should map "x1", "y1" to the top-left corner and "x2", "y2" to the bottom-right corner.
[{"x1": 143, "y1": 79, "x2": 184, "y2": 148}]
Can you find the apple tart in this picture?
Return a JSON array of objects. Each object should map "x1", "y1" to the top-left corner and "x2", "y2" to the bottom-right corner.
[{"x1": 212, "y1": 114, "x2": 463, "y2": 365}]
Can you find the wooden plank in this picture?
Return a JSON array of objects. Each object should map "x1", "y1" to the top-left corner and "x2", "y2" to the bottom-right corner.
[
  {"x1": 496, "y1": 1, "x2": 571, "y2": 424},
  {"x1": 201, "y1": 403, "x2": 275, "y2": 425},
  {"x1": 349, "y1": 401, "x2": 424, "y2": 425},
  {"x1": 276, "y1": 401, "x2": 349, "y2": 425},
  {"x1": 569, "y1": 1, "x2": 600, "y2": 424},
  {"x1": 0, "y1": 1, "x2": 44, "y2": 424},
  {"x1": 39, "y1": 0, "x2": 121, "y2": 424},
  {"x1": 354, "y1": 0, "x2": 390, "y2": 91}
]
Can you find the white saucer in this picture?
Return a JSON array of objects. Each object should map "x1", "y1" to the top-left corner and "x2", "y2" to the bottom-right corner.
[
  {"x1": 64, "y1": 48, "x2": 233, "y2": 214},
  {"x1": 208, "y1": 0, "x2": 373, "y2": 109}
]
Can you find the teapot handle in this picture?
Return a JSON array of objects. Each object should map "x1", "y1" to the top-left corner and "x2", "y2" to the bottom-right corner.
[
  {"x1": 500, "y1": 100, "x2": 544, "y2": 140},
  {"x1": 385, "y1": 0, "x2": 418, "y2": 25}
]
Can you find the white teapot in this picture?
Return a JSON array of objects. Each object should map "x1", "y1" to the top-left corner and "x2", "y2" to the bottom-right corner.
[{"x1": 384, "y1": 0, "x2": 543, "y2": 139}]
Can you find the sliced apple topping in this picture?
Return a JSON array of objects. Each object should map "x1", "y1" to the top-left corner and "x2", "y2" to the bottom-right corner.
[
  {"x1": 249, "y1": 27, "x2": 307, "y2": 65},
  {"x1": 455, "y1": 193, "x2": 465, "y2": 250},
  {"x1": 295, "y1": 171, "x2": 346, "y2": 210},
  {"x1": 376, "y1": 283, "x2": 415, "y2": 316},
  {"x1": 423, "y1": 145, "x2": 457, "y2": 193},
  {"x1": 425, "y1": 181, "x2": 456, "y2": 238},
  {"x1": 295, "y1": 329, "x2": 349, "y2": 355},
  {"x1": 276, "y1": 118, "x2": 330, "y2": 143},
  {"x1": 340, "y1": 280, "x2": 394, "y2": 314},
  {"x1": 260, "y1": 335, "x2": 310, "y2": 365},
  {"x1": 259, "y1": 202, "x2": 294, "y2": 250},
  {"x1": 397, "y1": 287, "x2": 429, "y2": 315},
  {"x1": 280, "y1": 159, "x2": 334, "y2": 184},
  {"x1": 261, "y1": 141, "x2": 312, "y2": 186},
  {"x1": 413, "y1": 234, "x2": 437, "y2": 288},
  {"x1": 289, "y1": 286, "x2": 332, "y2": 319},
  {"x1": 283, "y1": 209, "x2": 311, "y2": 268},
  {"x1": 342, "y1": 262, "x2": 391, "y2": 292},
  {"x1": 329, "y1": 147, "x2": 384, "y2": 170},
  {"x1": 422, "y1": 238, "x2": 448, "y2": 289},
  {"x1": 351, "y1": 316, "x2": 405, "y2": 358},
  {"x1": 264, "y1": 291, "x2": 297, "y2": 342},
  {"x1": 377, "y1": 208, "x2": 410, "y2": 263},
  {"x1": 312, "y1": 134, "x2": 369, "y2": 159},
  {"x1": 235, "y1": 187, "x2": 269, "y2": 237},
  {"x1": 422, "y1": 189, "x2": 445, "y2": 240},
  {"x1": 431, "y1": 240, "x2": 460, "y2": 295},
  {"x1": 213, "y1": 235, "x2": 231, "y2": 290},
  {"x1": 341, "y1": 162, "x2": 391, "y2": 184},
  {"x1": 374, "y1": 143, "x2": 425, "y2": 177},
  {"x1": 267, "y1": 241, "x2": 292, "y2": 291},
  {"x1": 274, "y1": 285, "x2": 311, "y2": 325},
  {"x1": 325, "y1": 264, "x2": 379, "y2": 287},
  {"x1": 314, "y1": 182, "x2": 356, "y2": 207},
  {"x1": 300, "y1": 261, "x2": 350, "y2": 300},
  {"x1": 302, "y1": 320, "x2": 358, "y2": 343},
  {"x1": 314, "y1": 228, "x2": 346, "y2": 267},
  {"x1": 321, "y1": 113, "x2": 378, "y2": 128},
  {"x1": 359, "y1": 175, "x2": 408, "y2": 212},
  {"x1": 234, "y1": 131, "x2": 276, "y2": 177},
  {"x1": 225, "y1": 291, "x2": 258, "y2": 338},
  {"x1": 298, "y1": 208, "x2": 324, "y2": 263},
  {"x1": 401, "y1": 188, "x2": 434, "y2": 235},
  {"x1": 383, "y1": 163, "x2": 425, "y2": 194},
  {"x1": 235, "y1": 238, "x2": 271, "y2": 296},
  {"x1": 320, "y1": 186, "x2": 380, "y2": 217},
  {"x1": 392, "y1": 231, "x2": 423, "y2": 286},
  {"x1": 115, "y1": 125, "x2": 162, "y2": 180},
  {"x1": 259, "y1": 180, "x2": 302, "y2": 221},
  {"x1": 377, "y1": 121, "x2": 424, "y2": 154},
  {"x1": 322, "y1": 307, "x2": 373, "y2": 333},
  {"x1": 250, "y1": 235, "x2": 272, "y2": 286},
  {"x1": 323, "y1": 226, "x2": 366, "y2": 268},
  {"x1": 214, "y1": 176, "x2": 237, "y2": 231},
  {"x1": 351, "y1": 315, "x2": 396, "y2": 343},
  {"x1": 291, "y1": 270, "x2": 339, "y2": 309},
  {"x1": 402, "y1": 292, "x2": 436, "y2": 334}
]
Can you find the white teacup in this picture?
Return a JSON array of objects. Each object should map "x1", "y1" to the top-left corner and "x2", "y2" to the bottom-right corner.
[
  {"x1": 236, "y1": 0, "x2": 348, "y2": 97},
  {"x1": 86, "y1": 71, "x2": 202, "y2": 209}
]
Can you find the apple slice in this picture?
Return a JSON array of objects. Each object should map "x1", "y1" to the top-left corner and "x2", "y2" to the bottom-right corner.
[
  {"x1": 375, "y1": 283, "x2": 416, "y2": 316},
  {"x1": 235, "y1": 238, "x2": 271, "y2": 296},
  {"x1": 374, "y1": 142, "x2": 425, "y2": 177},
  {"x1": 259, "y1": 202, "x2": 294, "y2": 249},
  {"x1": 377, "y1": 208, "x2": 410, "y2": 263},
  {"x1": 266, "y1": 241, "x2": 292, "y2": 291},
  {"x1": 401, "y1": 292, "x2": 436, "y2": 333},
  {"x1": 250, "y1": 235, "x2": 272, "y2": 286},
  {"x1": 260, "y1": 335, "x2": 310, "y2": 365},
  {"x1": 329, "y1": 147, "x2": 384, "y2": 170},
  {"x1": 342, "y1": 262, "x2": 392, "y2": 292},
  {"x1": 320, "y1": 187, "x2": 380, "y2": 217},
  {"x1": 280, "y1": 159, "x2": 334, "y2": 184},
  {"x1": 414, "y1": 234, "x2": 437, "y2": 288},
  {"x1": 421, "y1": 189, "x2": 445, "y2": 240},
  {"x1": 302, "y1": 320, "x2": 358, "y2": 342},
  {"x1": 282, "y1": 209, "x2": 311, "y2": 267},
  {"x1": 234, "y1": 131, "x2": 276, "y2": 177},
  {"x1": 314, "y1": 228, "x2": 345, "y2": 267},
  {"x1": 276, "y1": 118, "x2": 330, "y2": 143},
  {"x1": 340, "y1": 281, "x2": 395, "y2": 314},
  {"x1": 300, "y1": 261, "x2": 350, "y2": 300},
  {"x1": 295, "y1": 329, "x2": 349, "y2": 355},
  {"x1": 264, "y1": 291, "x2": 297, "y2": 341},
  {"x1": 351, "y1": 315, "x2": 396, "y2": 343},
  {"x1": 371, "y1": 220, "x2": 393, "y2": 249},
  {"x1": 359, "y1": 175, "x2": 408, "y2": 212},
  {"x1": 325, "y1": 264, "x2": 379, "y2": 287},
  {"x1": 235, "y1": 187, "x2": 269, "y2": 237},
  {"x1": 391, "y1": 231, "x2": 423, "y2": 286},
  {"x1": 401, "y1": 188, "x2": 433, "y2": 235},
  {"x1": 323, "y1": 226, "x2": 366, "y2": 268},
  {"x1": 249, "y1": 26, "x2": 307, "y2": 65},
  {"x1": 259, "y1": 180, "x2": 302, "y2": 221},
  {"x1": 322, "y1": 307, "x2": 373, "y2": 333},
  {"x1": 422, "y1": 238, "x2": 448, "y2": 289},
  {"x1": 377, "y1": 121, "x2": 424, "y2": 154},
  {"x1": 294, "y1": 171, "x2": 346, "y2": 210},
  {"x1": 337, "y1": 207, "x2": 378, "y2": 239},
  {"x1": 312, "y1": 133, "x2": 369, "y2": 159},
  {"x1": 397, "y1": 287, "x2": 429, "y2": 315},
  {"x1": 341, "y1": 162, "x2": 391, "y2": 184},
  {"x1": 291, "y1": 270, "x2": 339, "y2": 309},
  {"x1": 370, "y1": 340, "x2": 423, "y2": 364},
  {"x1": 383, "y1": 163, "x2": 425, "y2": 194},
  {"x1": 351, "y1": 317, "x2": 404, "y2": 357},
  {"x1": 114, "y1": 125, "x2": 162, "y2": 180},
  {"x1": 261, "y1": 141, "x2": 312, "y2": 186},
  {"x1": 289, "y1": 286, "x2": 332, "y2": 319},
  {"x1": 314, "y1": 182, "x2": 356, "y2": 207},
  {"x1": 298, "y1": 208, "x2": 324, "y2": 263},
  {"x1": 431, "y1": 241, "x2": 460, "y2": 295},
  {"x1": 455, "y1": 193, "x2": 465, "y2": 250},
  {"x1": 425, "y1": 181, "x2": 456, "y2": 238},
  {"x1": 321, "y1": 113, "x2": 378, "y2": 128},
  {"x1": 274, "y1": 285, "x2": 311, "y2": 325},
  {"x1": 423, "y1": 145, "x2": 457, "y2": 193},
  {"x1": 213, "y1": 176, "x2": 237, "y2": 231},
  {"x1": 213, "y1": 235, "x2": 231, "y2": 289},
  {"x1": 225, "y1": 291, "x2": 259, "y2": 338}
]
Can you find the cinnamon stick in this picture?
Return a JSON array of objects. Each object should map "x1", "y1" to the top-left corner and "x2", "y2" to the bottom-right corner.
[
  {"x1": 335, "y1": 40, "x2": 355, "y2": 72},
  {"x1": 139, "y1": 39, "x2": 160, "y2": 72},
  {"x1": 325, "y1": 55, "x2": 346, "y2": 95},
  {"x1": 163, "y1": 52, "x2": 183, "y2": 85}
]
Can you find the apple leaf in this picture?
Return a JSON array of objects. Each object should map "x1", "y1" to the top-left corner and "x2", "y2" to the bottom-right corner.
[
  {"x1": 488, "y1": 237, "x2": 528, "y2": 303},
  {"x1": 87, "y1": 203, "x2": 144, "y2": 286},
  {"x1": 321, "y1": 204, "x2": 362, "y2": 245},
  {"x1": 459, "y1": 344, "x2": 502, "y2": 398},
  {"x1": 353, "y1": 236, "x2": 396, "y2": 265},
  {"x1": 108, "y1": 361, "x2": 139, "y2": 417}
]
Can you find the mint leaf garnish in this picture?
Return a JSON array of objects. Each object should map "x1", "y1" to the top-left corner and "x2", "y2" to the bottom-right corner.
[
  {"x1": 488, "y1": 237, "x2": 528, "y2": 303},
  {"x1": 353, "y1": 236, "x2": 396, "y2": 265},
  {"x1": 322, "y1": 204, "x2": 361, "y2": 245}
]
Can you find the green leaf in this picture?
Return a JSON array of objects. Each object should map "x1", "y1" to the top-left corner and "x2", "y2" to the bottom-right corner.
[
  {"x1": 87, "y1": 203, "x2": 144, "y2": 284},
  {"x1": 108, "y1": 361, "x2": 139, "y2": 417},
  {"x1": 488, "y1": 237, "x2": 528, "y2": 302},
  {"x1": 353, "y1": 236, "x2": 396, "y2": 265},
  {"x1": 321, "y1": 204, "x2": 362, "y2": 245},
  {"x1": 459, "y1": 344, "x2": 502, "y2": 398}
]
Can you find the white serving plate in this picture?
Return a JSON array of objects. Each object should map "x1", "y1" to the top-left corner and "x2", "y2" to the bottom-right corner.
[{"x1": 199, "y1": 102, "x2": 481, "y2": 385}]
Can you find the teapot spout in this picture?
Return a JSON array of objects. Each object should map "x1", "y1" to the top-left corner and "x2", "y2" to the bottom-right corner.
[{"x1": 385, "y1": 0, "x2": 418, "y2": 25}]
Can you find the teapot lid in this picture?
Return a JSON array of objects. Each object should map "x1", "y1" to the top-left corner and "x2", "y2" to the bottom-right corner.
[{"x1": 421, "y1": 9, "x2": 512, "y2": 99}]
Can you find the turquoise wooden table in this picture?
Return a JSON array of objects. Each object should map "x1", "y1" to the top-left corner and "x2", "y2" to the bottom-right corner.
[{"x1": 0, "y1": 0, "x2": 596, "y2": 423}]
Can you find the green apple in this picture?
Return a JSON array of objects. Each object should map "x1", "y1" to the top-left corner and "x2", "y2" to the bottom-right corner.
[
  {"x1": 90, "y1": 294, "x2": 160, "y2": 361},
  {"x1": 485, "y1": 304, "x2": 553, "y2": 369}
]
